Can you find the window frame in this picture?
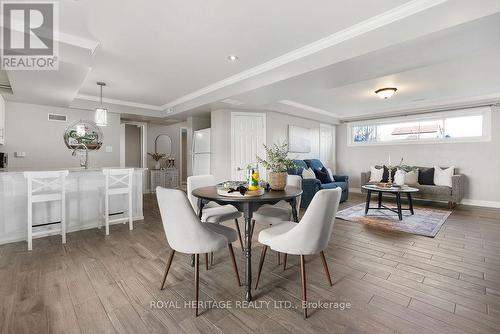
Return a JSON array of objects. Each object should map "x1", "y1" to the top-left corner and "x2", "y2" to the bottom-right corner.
[{"x1": 347, "y1": 107, "x2": 492, "y2": 147}]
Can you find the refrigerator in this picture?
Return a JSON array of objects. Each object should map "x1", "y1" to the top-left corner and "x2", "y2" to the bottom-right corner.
[{"x1": 192, "y1": 128, "x2": 211, "y2": 175}]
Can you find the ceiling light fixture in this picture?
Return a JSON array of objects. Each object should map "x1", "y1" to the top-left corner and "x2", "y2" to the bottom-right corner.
[
  {"x1": 375, "y1": 87, "x2": 397, "y2": 99},
  {"x1": 228, "y1": 55, "x2": 239, "y2": 62},
  {"x1": 95, "y1": 82, "x2": 108, "y2": 126}
]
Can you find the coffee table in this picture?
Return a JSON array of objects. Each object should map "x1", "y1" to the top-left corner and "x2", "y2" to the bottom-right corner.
[{"x1": 362, "y1": 184, "x2": 419, "y2": 220}]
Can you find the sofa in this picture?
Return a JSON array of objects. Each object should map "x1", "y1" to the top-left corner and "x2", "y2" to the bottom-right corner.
[
  {"x1": 288, "y1": 159, "x2": 349, "y2": 208},
  {"x1": 361, "y1": 166, "x2": 465, "y2": 208}
]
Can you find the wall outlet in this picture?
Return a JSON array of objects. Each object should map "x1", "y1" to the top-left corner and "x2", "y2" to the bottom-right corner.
[
  {"x1": 105, "y1": 146, "x2": 113, "y2": 153},
  {"x1": 14, "y1": 152, "x2": 26, "y2": 158}
]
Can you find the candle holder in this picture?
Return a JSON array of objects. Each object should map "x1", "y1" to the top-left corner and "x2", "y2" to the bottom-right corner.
[{"x1": 387, "y1": 165, "x2": 393, "y2": 187}]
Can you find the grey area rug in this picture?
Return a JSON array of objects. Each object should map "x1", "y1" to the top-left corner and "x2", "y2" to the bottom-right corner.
[{"x1": 336, "y1": 203, "x2": 452, "y2": 237}]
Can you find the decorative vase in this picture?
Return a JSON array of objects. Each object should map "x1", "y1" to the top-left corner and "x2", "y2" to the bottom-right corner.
[
  {"x1": 394, "y1": 169, "x2": 405, "y2": 186},
  {"x1": 155, "y1": 161, "x2": 161, "y2": 170},
  {"x1": 268, "y1": 171, "x2": 287, "y2": 190}
]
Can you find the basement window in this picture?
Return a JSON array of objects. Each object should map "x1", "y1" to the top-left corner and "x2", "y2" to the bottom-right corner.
[{"x1": 348, "y1": 107, "x2": 491, "y2": 146}]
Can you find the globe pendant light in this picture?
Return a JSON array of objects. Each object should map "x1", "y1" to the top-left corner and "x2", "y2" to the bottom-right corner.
[{"x1": 95, "y1": 82, "x2": 108, "y2": 126}]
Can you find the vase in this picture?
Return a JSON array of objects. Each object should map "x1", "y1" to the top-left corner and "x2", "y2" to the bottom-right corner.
[
  {"x1": 268, "y1": 172, "x2": 287, "y2": 190},
  {"x1": 394, "y1": 169, "x2": 405, "y2": 186},
  {"x1": 155, "y1": 161, "x2": 161, "y2": 170}
]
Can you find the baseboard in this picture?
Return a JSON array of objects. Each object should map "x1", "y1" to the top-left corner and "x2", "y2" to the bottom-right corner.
[
  {"x1": 349, "y1": 188, "x2": 500, "y2": 208},
  {"x1": 0, "y1": 216, "x2": 145, "y2": 246}
]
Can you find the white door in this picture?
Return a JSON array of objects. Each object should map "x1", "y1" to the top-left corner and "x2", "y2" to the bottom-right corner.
[
  {"x1": 231, "y1": 112, "x2": 266, "y2": 181},
  {"x1": 0, "y1": 95, "x2": 5, "y2": 145},
  {"x1": 320, "y1": 124, "x2": 335, "y2": 171}
]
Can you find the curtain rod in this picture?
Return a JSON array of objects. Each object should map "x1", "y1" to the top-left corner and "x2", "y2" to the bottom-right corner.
[{"x1": 341, "y1": 102, "x2": 499, "y2": 123}]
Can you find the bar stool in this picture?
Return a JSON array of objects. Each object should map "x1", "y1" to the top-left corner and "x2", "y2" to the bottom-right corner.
[
  {"x1": 100, "y1": 168, "x2": 134, "y2": 235},
  {"x1": 24, "y1": 170, "x2": 69, "y2": 251}
]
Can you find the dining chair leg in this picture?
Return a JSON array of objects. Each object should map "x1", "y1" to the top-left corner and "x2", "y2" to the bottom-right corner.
[
  {"x1": 255, "y1": 245, "x2": 268, "y2": 289},
  {"x1": 228, "y1": 244, "x2": 241, "y2": 286},
  {"x1": 320, "y1": 251, "x2": 333, "y2": 286},
  {"x1": 283, "y1": 253, "x2": 288, "y2": 271},
  {"x1": 300, "y1": 255, "x2": 308, "y2": 319},
  {"x1": 160, "y1": 250, "x2": 175, "y2": 290},
  {"x1": 210, "y1": 252, "x2": 214, "y2": 265},
  {"x1": 277, "y1": 252, "x2": 281, "y2": 265},
  {"x1": 205, "y1": 253, "x2": 209, "y2": 270},
  {"x1": 234, "y1": 219, "x2": 244, "y2": 250},
  {"x1": 250, "y1": 219, "x2": 255, "y2": 240},
  {"x1": 194, "y1": 254, "x2": 199, "y2": 317}
]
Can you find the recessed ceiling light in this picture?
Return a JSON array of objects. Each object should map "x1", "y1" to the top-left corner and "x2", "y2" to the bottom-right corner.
[
  {"x1": 375, "y1": 87, "x2": 397, "y2": 99},
  {"x1": 228, "y1": 55, "x2": 239, "y2": 62}
]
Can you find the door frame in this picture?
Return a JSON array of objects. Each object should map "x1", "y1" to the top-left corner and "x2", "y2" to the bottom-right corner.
[
  {"x1": 230, "y1": 112, "x2": 267, "y2": 181},
  {"x1": 179, "y1": 126, "x2": 188, "y2": 184},
  {"x1": 120, "y1": 121, "x2": 148, "y2": 169}
]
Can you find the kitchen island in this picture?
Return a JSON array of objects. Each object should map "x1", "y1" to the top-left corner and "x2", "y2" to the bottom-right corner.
[{"x1": 0, "y1": 167, "x2": 146, "y2": 245}]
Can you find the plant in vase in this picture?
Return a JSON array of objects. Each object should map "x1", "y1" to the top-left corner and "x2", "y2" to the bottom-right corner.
[
  {"x1": 148, "y1": 152, "x2": 166, "y2": 170},
  {"x1": 256, "y1": 142, "x2": 296, "y2": 190}
]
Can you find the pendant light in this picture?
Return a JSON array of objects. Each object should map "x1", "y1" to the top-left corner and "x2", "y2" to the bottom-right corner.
[{"x1": 95, "y1": 82, "x2": 108, "y2": 126}]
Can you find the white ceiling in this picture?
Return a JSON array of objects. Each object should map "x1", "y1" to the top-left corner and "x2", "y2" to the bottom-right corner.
[{"x1": 2, "y1": 0, "x2": 500, "y2": 122}]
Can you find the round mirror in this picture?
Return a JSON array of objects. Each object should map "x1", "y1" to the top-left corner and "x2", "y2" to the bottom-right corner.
[{"x1": 155, "y1": 134, "x2": 172, "y2": 157}]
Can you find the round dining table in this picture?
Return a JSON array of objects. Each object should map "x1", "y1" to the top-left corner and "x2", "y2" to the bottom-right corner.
[{"x1": 191, "y1": 185, "x2": 303, "y2": 302}]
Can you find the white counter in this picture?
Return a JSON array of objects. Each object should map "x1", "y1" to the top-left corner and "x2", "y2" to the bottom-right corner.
[{"x1": 0, "y1": 167, "x2": 146, "y2": 245}]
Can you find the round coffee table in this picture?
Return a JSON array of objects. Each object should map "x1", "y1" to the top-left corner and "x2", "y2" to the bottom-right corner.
[{"x1": 361, "y1": 184, "x2": 419, "y2": 221}]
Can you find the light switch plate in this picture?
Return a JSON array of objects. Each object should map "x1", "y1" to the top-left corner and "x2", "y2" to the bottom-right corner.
[
  {"x1": 105, "y1": 146, "x2": 113, "y2": 152},
  {"x1": 14, "y1": 152, "x2": 26, "y2": 158}
]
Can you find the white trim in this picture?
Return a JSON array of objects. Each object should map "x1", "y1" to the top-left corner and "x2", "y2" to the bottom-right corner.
[
  {"x1": 179, "y1": 126, "x2": 188, "y2": 184},
  {"x1": 278, "y1": 100, "x2": 339, "y2": 118},
  {"x1": 161, "y1": 0, "x2": 448, "y2": 111},
  {"x1": 350, "y1": 187, "x2": 500, "y2": 208},
  {"x1": 346, "y1": 107, "x2": 491, "y2": 147},
  {"x1": 76, "y1": 94, "x2": 164, "y2": 112}
]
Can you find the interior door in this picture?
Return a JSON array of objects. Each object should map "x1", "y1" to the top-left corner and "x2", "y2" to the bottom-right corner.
[
  {"x1": 320, "y1": 124, "x2": 335, "y2": 171},
  {"x1": 231, "y1": 112, "x2": 266, "y2": 181}
]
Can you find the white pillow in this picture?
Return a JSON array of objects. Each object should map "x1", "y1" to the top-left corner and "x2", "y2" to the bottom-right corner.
[
  {"x1": 404, "y1": 169, "x2": 419, "y2": 185},
  {"x1": 326, "y1": 167, "x2": 335, "y2": 182},
  {"x1": 302, "y1": 168, "x2": 316, "y2": 179},
  {"x1": 369, "y1": 166, "x2": 383, "y2": 182},
  {"x1": 434, "y1": 166, "x2": 454, "y2": 187}
]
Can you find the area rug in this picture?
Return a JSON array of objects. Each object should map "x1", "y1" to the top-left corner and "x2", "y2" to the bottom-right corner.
[{"x1": 336, "y1": 203, "x2": 451, "y2": 237}]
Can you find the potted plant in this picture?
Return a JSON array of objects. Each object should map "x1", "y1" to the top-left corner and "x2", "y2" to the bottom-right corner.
[
  {"x1": 148, "y1": 152, "x2": 166, "y2": 170},
  {"x1": 257, "y1": 142, "x2": 296, "y2": 190}
]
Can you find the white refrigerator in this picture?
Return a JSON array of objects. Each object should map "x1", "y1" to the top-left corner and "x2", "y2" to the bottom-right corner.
[{"x1": 192, "y1": 128, "x2": 211, "y2": 175}]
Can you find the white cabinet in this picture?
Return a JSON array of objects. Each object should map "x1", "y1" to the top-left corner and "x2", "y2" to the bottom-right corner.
[
  {"x1": 150, "y1": 169, "x2": 179, "y2": 191},
  {"x1": 0, "y1": 95, "x2": 5, "y2": 145}
]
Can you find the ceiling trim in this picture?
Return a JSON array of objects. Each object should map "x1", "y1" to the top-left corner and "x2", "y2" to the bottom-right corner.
[
  {"x1": 76, "y1": 94, "x2": 164, "y2": 111},
  {"x1": 278, "y1": 100, "x2": 339, "y2": 118},
  {"x1": 160, "y1": 0, "x2": 448, "y2": 110}
]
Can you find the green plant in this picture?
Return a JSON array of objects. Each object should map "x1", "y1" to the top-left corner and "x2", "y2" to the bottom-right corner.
[
  {"x1": 256, "y1": 142, "x2": 296, "y2": 173},
  {"x1": 148, "y1": 152, "x2": 166, "y2": 161}
]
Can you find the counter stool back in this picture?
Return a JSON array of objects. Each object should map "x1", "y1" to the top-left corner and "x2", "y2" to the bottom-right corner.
[
  {"x1": 23, "y1": 170, "x2": 69, "y2": 251},
  {"x1": 101, "y1": 168, "x2": 134, "y2": 235}
]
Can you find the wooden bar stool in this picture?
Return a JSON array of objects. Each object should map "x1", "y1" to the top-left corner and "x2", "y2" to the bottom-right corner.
[
  {"x1": 24, "y1": 170, "x2": 69, "y2": 251},
  {"x1": 101, "y1": 168, "x2": 134, "y2": 235}
]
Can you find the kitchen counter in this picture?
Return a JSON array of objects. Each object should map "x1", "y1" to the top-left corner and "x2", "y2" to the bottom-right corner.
[
  {"x1": 0, "y1": 167, "x2": 146, "y2": 245},
  {"x1": 0, "y1": 167, "x2": 147, "y2": 173}
]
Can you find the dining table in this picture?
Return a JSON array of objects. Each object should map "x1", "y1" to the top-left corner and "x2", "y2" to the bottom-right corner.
[{"x1": 191, "y1": 185, "x2": 303, "y2": 302}]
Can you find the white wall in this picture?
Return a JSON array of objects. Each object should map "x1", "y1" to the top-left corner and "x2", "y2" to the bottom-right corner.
[
  {"x1": 2, "y1": 101, "x2": 120, "y2": 168},
  {"x1": 211, "y1": 109, "x2": 334, "y2": 183},
  {"x1": 336, "y1": 106, "x2": 500, "y2": 206}
]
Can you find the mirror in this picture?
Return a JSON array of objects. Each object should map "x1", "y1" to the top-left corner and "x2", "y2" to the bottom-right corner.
[{"x1": 155, "y1": 134, "x2": 172, "y2": 157}]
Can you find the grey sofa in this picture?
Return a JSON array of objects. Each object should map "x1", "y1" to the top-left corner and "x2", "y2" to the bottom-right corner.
[{"x1": 361, "y1": 167, "x2": 465, "y2": 208}]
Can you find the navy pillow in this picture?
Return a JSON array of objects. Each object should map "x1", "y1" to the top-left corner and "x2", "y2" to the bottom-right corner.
[{"x1": 314, "y1": 168, "x2": 333, "y2": 184}]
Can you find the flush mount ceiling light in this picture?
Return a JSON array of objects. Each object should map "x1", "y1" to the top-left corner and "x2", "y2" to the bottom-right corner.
[
  {"x1": 95, "y1": 82, "x2": 108, "y2": 126},
  {"x1": 375, "y1": 87, "x2": 397, "y2": 99},
  {"x1": 227, "y1": 55, "x2": 239, "y2": 62}
]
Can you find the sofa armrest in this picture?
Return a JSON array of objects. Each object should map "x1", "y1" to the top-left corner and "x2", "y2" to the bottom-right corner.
[
  {"x1": 361, "y1": 172, "x2": 370, "y2": 185},
  {"x1": 451, "y1": 174, "x2": 465, "y2": 203},
  {"x1": 332, "y1": 175, "x2": 349, "y2": 183},
  {"x1": 302, "y1": 178, "x2": 321, "y2": 190}
]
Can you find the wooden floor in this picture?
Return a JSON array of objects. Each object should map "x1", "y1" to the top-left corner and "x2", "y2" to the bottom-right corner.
[{"x1": 1, "y1": 193, "x2": 500, "y2": 334}]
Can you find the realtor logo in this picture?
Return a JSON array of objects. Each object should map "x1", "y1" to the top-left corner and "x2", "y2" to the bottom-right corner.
[{"x1": 1, "y1": 1, "x2": 59, "y2": 70}]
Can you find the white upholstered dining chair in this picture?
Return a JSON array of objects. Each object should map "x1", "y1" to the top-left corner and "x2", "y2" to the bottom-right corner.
[
  {"x1": 187, "y1": 175, "x2": 244, "y2": 249},
  {"x1": 255, "y1": 187, "x2": 342, "y2": 318},
  {"x1": 252, "y1": 174, "x2": 302, "y2": 265},
  {"x1": 156, "y1": 187, "x2": 241, "y2": 316}
]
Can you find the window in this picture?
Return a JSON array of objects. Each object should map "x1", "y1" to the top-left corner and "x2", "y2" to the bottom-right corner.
[{"x1": 348, "y1": 107, "x2": 491, "y2": 146}]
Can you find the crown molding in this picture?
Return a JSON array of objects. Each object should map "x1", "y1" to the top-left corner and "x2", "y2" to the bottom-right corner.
[
  {"x1": 277, "y1": 100, "x2": 339, "y2": 118},
  {"x1": 75, "y1": 94, "x2": 164, "y2": 112},
  {"x1": 161, "y1": 0, "x2": 448, "y2": 110}
]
